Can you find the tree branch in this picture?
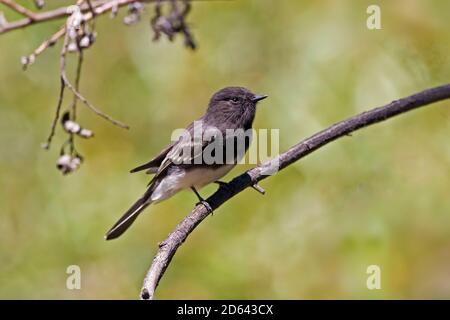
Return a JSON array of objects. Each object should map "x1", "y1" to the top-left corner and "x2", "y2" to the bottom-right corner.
[
  {"x1": 2, "y1": 0, "x2": 203, "y2": 173},
  {"x1": 0, "y1": 0, "x2": 218, "y2": 34},
  {"x1": 0, "y1": 0, "x2": 38, "y2": 20},
  {"x1": 0, "y1": 0, "x2": 126, "y2": 33},
  {"x1": 21, "y1": 26, "x2": 65, "y2": 69},
  {"x1": 140, "y1": 83, "x2": 450, "y2": 300}
]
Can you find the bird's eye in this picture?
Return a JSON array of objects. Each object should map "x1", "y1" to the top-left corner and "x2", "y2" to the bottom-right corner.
[{"x1": 230, "y1": 97, "x2": 240, "y2": 103}]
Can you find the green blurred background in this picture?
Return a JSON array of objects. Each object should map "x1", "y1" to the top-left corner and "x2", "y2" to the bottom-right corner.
[{"x1": 0, "y1": 0, "x2": 449, "y2": 299}]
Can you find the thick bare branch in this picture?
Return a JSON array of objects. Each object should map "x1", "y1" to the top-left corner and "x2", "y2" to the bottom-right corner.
[{"x1": 140, "y1": 84, "x2": 450, "y2": 300}]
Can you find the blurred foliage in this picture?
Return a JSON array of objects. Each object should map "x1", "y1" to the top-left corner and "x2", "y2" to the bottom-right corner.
[{"x1": 0, "y1": 0, "x2": 449, "y2": 299}]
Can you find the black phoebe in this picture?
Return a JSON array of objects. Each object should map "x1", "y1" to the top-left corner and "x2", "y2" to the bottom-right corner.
[{"x1": 105, "y1": 87, "x2": 267, "y2": 240}]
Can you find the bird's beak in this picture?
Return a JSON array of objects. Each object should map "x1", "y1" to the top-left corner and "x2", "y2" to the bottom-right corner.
[{"x1": 251, "y1": 94, "x2": 268, "y2": 103}]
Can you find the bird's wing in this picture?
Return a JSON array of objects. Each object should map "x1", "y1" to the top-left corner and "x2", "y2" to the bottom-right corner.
[
  {"x1": 131, "y1": 121, "x2": 201, "y2": 175},
  {"x1": 149, "y1": 121, "x2": 221, "y2": 183},
  {"x1": 130, "y1": 142, "x2": 175, "y2": 174},
  {"x1": 154, "y1": 131, "x2": 207, "y2": 176}
]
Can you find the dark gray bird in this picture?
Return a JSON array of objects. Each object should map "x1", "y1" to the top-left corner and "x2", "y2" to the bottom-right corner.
[{"x1": 105, "y1": 87, "x2": 267, "y2": 240}]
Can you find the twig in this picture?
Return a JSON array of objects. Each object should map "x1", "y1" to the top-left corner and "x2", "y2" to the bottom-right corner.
[
  {"x1": 1, "y1": 0, "x2": 37, "y2": 20},
  {"x1": 59, "y1": 31, "x2": 129, "y2": 129},
  {"x1": 43, "y1": 25, "x2": 127, "y2": 150},
  {"x1": 70, "y1": 49, "x2": 84, "y2": 120},
  {"x1": 33, "y1": 0, "x2": 45, "y2": 10},
  {"x1": 251, "y1": 183, "x2": 265, "y2": 194},
  {"x1": 85, "y1": 0, "x2": 96, "y2": 17},
  {"x1": 61, "y1": 74, "x2": 129, "y2": 129},
  {"x1": 0, "y1": 0, "x2": 118, "y2": 33},
  {"x1": 21, "y1": 26, "x2": 65, "y2": 69},
  {"x1": 7, "y1": 0, "x2": 201, "y2": 169},
  {"x1": 41, "y1": 30, "x2": 72, "y2": 150},
  {"x1": 41, "y1": 78, "x2": 65, "y2": 149},
  {"x1": 66, "y1": 45, "x2": 84, "y2": 154},
  {"x1": 0, "y1": 0, "x2": 213, "y2": 34},
  {"x1": 140, "y1": 84, "x2": 450, "y2": 300}
]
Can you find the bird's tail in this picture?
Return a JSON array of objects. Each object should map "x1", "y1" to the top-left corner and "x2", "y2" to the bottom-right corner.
[{"x1": 105, "y1": 189, "x2": 154, "y2": 240}]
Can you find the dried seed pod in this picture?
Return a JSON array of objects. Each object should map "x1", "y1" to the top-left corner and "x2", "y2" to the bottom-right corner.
[
  {"x1": 56, "y1": 154, "x2": 82, "y2": 175},
  {"x1": 67, "y1": 41, "x2": 78, "y2": 53},
  {"x1": 152, "y1": 17, "x2": 175, "y2": 41},
  {"x1": 78, "y1": 32, "x2": 96, "y2": 49},
  {"x1": 79, "y1": 128, "x2": 93, "y2": 138},
  {"x1": 33, "y1": 0, "x2": 45, "y2": 9},
  {"x1": 56, "y1": 154, "x2": 73, "y2": 174},
  {"x1": 61, "y1": 111, "x2": 94, "y2": 138},
  {"x1": 124, "y1": 2, "x2": 144, "y2": 26},
  {"x1": 57, "y1": 154, "x2": 72, "y2": 167},
  {"x1": 123, "y1": 14, "x2": 140, "y2": 26},
  {"x1": 66, "y1": 5, "x2": 84, "y2": 32},
  {"x1": 70, "y1": 156, "x2": 82, "y2": 171},
  {"x1": 64, "y1": 120, "x2": 81, "y2": 134},
  {"x1": 150, "y1": 0, "x2": 196, "y2": 49},
  {"x1": 79, "y1": 35, "x2": 90, "y2": 48},
  {"x1": 21, "y1": 55, "x2": 36, "y2": 68},
  {"x1": 129, "y1": 2, "x2": 144, "y2": 12}
]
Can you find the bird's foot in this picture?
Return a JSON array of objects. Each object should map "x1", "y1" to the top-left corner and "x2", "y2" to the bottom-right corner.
[
  {"x1": 196, "y1": 200, "x2": 213, "y2": 215},
  {"x1": 191, "y1": 186, "x2": 214, "y2": 215}
]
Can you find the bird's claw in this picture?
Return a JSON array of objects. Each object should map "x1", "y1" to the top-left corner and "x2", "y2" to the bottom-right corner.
[{"x1": 196, "y1": 200, "x2": 213, "y2": 215}]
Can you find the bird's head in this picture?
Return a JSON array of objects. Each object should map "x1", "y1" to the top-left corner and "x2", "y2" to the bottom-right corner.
[{"x1": 206, "y1": 86, "x2": 267, "y2": 128}]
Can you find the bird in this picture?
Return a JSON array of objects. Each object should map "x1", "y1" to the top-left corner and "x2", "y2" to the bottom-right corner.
[{"x1": 105, "y1": 86, "x2": 268, "y2": 240}]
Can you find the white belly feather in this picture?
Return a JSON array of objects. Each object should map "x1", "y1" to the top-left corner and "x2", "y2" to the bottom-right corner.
[{"x1": 150, "y1": 164, "x2": 235, "y2": 203}]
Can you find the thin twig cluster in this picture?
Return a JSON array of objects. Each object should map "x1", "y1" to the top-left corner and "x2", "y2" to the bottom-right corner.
[
  {"x1": 0, "y1": 0, "x2": 196, "y2": 174},
  {"x1": 151, "y1": 0, "x2": 195, "y2": 49}
]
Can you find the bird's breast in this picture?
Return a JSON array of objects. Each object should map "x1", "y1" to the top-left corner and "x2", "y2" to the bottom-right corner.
[
  {"x1": 150, "y1": 164, "x2": 235, "y2": 203},
  {"x1": 181, "y1": 164, "x2": 235, "y2": 189}
]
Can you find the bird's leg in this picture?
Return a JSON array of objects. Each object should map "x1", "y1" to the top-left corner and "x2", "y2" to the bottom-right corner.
[
  {"x1": 191, "y1": 186, "x2": 213, "y2": 214},
  {"x1": 191, "y1": 186, "x2": 204, "y2": 201}
]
